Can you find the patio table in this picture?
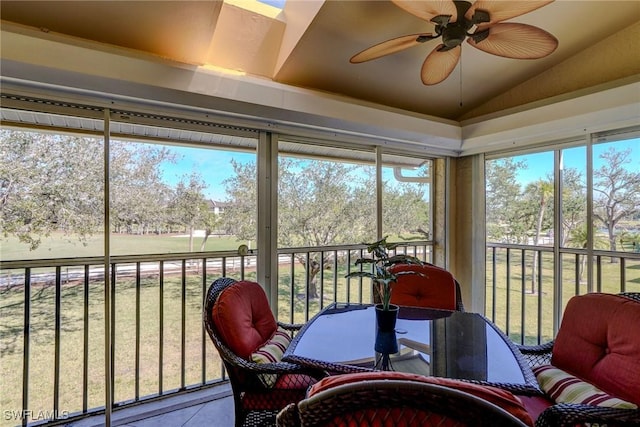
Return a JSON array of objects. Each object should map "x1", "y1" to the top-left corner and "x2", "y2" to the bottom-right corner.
[{"x1": 283, "y1": 303, "x2": 540, "y2": 394}]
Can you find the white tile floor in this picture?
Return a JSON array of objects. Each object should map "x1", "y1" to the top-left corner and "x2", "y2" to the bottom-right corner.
[{"x1": 65, "y1": 384, "x2": 236, "y2": 427}]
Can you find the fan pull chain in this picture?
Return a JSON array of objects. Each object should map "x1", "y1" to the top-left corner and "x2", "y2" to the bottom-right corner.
[{"x1": 459, "y1": 51, "x2": 463, "y2": 108}]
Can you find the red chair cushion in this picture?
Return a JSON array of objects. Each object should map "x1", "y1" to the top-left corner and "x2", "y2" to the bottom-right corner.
[
  {"x1": 212, "y1": 280, "x2": 277, "y2": 359},
  {"x1": 308, "y1": 371, "x2": 534, "y2": 426},
  {"x1": 551, "y1": 293, "x2": 640, "y2": 405},
  {"x1": 515, "y1": 395, "x2": 554, "y2": 422},
  {"x1": 388, "y1": 263, "x2": 457, "y2": 310}
]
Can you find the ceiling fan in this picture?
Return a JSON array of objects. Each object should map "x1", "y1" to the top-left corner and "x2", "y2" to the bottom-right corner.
[{"x1": 350, "y1": 0, "x2": 558, "y2": 85}]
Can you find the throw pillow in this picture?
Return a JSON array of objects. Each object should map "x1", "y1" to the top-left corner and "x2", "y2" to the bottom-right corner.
[
  {"x1": 534, "y1": 365, "x2": 637, "y2": 409},
  {"x1": 250, "y1": 327, "x2": 291, "y2": 388}
]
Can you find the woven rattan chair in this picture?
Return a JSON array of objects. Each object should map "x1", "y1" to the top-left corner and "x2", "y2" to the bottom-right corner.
[
  {"x1": 276, "y1": 378, "x2": 531, "y2": 427},
  {"x1": 204, "y1": 277, "x2": 325, "y2": 427},
  {"x1": 380, "y1": 262, "x2": 465, "y2": 311},
  {"x1": 518, "y1": 292, "x2": 640, "y2": 427}
]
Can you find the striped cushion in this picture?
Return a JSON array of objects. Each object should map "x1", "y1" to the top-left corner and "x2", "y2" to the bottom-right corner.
[
  {"x1": 251, "y1": 327, "x2": 291, "y2": 387},
  {"x1": 533, "y1": 365, "x2": 637, "y2": 409}
]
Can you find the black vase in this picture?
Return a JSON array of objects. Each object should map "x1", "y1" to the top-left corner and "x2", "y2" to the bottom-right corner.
[
  {"x1": 375, "y1": 303, "x2": 399, "y2": 332},
  {"x1": 374, "y1": 329, "x2": 398, "y2": 371}
]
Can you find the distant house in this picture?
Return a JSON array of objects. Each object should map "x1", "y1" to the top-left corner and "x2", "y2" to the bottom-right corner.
[{"x1": 208, "y1": 200, "x2": 229, "y2": 215}]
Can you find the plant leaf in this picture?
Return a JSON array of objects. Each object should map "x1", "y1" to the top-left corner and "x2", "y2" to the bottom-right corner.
[{"x1": 344, "y1": 271, "x2": 377, "y2": 279}]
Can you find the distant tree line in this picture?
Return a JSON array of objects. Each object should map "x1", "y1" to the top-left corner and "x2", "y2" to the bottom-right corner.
[
  {"x1": 1, "y1": 130, "x2": 430, "y2": 264},
  {"x1": 0, "y1": 130, "x2": 217, "y2": 251}
]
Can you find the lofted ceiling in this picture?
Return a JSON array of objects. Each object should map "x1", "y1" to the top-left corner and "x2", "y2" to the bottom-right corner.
[{"x1": 1, "y1": 0, "x2": 639, "y2": 123}]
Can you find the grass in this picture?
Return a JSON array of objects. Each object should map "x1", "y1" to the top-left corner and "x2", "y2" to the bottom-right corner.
[{"x1": 0, "y1": 233, "x2": 251, "y2": 261}]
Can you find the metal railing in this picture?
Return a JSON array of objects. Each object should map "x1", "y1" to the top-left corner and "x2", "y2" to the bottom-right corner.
[
  {"x1": 486, "y1": 243, "x2": 640, "y2": 346},
  {"x1": 0, "y1": 241, "x2": 431, "y2": 426}
]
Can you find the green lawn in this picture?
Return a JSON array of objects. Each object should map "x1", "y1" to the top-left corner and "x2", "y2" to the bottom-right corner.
[{"x1": 1, "y1": 232, "x2": 251, "y2": 261}]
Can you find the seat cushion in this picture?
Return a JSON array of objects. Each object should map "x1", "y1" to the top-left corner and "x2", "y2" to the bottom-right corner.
[
  {"x1": 533, "y1": 365, "x2": 637, "y2": 409},
  {"x1": 212, "y1": 280, "x2": 277, "y2": 359},
  {"x1": 388, "y1": 263, "x2": 457, "y2": 310},
  {"x1": 251, "y1": 327, "x2": 292, "y2": 387},
  {"x1": 308, "y1": 371, "x2": 534, "y2": 426},
  {"x1": 551, "y1": 293, "x2": 640, "y2": 405},
  {"x1": 515, "y1": 395, "x2": 554, "y2": 422}
]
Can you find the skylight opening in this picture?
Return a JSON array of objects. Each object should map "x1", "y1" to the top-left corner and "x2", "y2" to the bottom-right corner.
[{"x1": 257, "y1": 0, "x2": 286, "y2": 9}]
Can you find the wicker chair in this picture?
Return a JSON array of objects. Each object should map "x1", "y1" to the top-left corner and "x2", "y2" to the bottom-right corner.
[
  {"x1": 276, "y1": 377, "x2": 531, "y2": 427},
  {"x1": 518, "y1": 292, "x2": 640, "y2": 427},
  {"x1": 381, "y1": 262, "x2": 465, "y2": 311},
  {"x1": 204, "y1": 277, "x2": 326, "y2": 427}
]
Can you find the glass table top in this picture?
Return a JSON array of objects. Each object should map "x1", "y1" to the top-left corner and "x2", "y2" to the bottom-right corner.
[{"x1": 284, "y1": 303, "x2": 535, "y2": 390}]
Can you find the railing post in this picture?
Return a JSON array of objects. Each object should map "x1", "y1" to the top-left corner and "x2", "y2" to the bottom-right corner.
[{"x1": 21, "y1": 269, "x2": 30, "y2": 427}]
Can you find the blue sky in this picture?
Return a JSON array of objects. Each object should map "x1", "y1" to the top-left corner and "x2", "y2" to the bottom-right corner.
[
  {"x1": 514, "y1": 138, "x2": 639, "y2": 186},
  {"x1": 258, "y1": 0, "x2": 286, "y2": 8},
  {"x1": 159, "y1": 138, "x2": 638, "y2": 200},
  {"x1": 158, "y1": 147, "x2": 252, "y2": 200}
]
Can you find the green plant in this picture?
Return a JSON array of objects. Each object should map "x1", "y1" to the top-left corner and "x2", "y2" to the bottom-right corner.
[{"x1": 345, "y1": 236, "x2": 424, "y2": 310}]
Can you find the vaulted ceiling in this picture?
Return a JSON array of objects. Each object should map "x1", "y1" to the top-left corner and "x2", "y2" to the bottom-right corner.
[{"x1": 1, "y1": 0, "x2": 639, "y2": 123}]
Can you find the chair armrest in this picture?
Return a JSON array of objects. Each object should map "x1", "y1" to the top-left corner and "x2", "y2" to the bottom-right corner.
[
  {"x1": 517, "y1": 341, "x2": 554, "y2": 368},
  {"x1": 535, "y1": 403, "x2": 640, "y2": 427},
  {"x1": 278, "y1": 321, "x2": 305, "y2": 335},
  {"x1": 243, "y1": 359, "x2": 324, "y2": 377},
  {"x1": 276, "y1": 403, "x2": 301, "y2": 427}
]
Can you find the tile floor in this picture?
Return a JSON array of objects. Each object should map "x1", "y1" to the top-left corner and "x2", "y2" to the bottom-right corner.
[{"x1": 65, "y1": 384, "x2": 236, "y2": 427}]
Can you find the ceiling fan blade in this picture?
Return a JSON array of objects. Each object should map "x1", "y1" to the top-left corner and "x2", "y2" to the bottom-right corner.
[
  {"x1": 421, "y1": 44, "x2": 461, "y2": 85},
  {"x1": 350, "y1": 34, "x2": 434, "y2": 63},
  {"x1": 391, "y1": 0, "x2": 458, "y2": 23},
  {"x1": 468, "y1": 23, "x2": 558, "y2": 59},
  {"x1": 465, "y1": 1, "x2": 554, "y2": 25}
]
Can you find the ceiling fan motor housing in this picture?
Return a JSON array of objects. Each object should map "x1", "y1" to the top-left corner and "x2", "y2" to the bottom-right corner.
[
  {"x1": 442, "y1": 26, "x2": 467, "y2": 48},
  {"x1": 434, "y1": 0, "x2": 479, "y2": 50}
]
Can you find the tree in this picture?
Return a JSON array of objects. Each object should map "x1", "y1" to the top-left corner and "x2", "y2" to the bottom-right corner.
[
  {"x1": 566, "y1": 224, "x2": 608, "y2": 282},
  {"x1": 221, "y1": 157, "x2": 431, "y2": 299},
  {"x1": 593, "y1": 147, "x2": 640, "y2": 260},
  {"x1": 109, "y1": 141, "x2": 175, "y2": 235},
  {"x1": 220, "y1": 160, "x2": 256, "y2": 241},
  {"x1": 278, "y1": 158, "x2": 370, "y2": 248},
  {"x1": 485, "y1": 158, "x2": 527, "y2": 243},
  {"x1": 199, "y1": 209, "x2": 222, "y2": 252},
  {"x1": 1, "y1": 131, "x2": 103, "y2": 250},
  {"x1": 382, "y1": 166, "x2": 431, "y2": 240},
  {"x1": 278, "y1": 158, "x2": 374, "y2": 298},
  {"x1": 169, "y1": 173, "x2": 209, "y2": 252},
  {"x1": 560, "y1": 167, "x2": 586, "y2": 247},
  {"x1": 1, "y1": 130, "x2": 183, "y2": 251},
  {"x1": 521, "y1": 178, "x2": 553, "y2": 293}
]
